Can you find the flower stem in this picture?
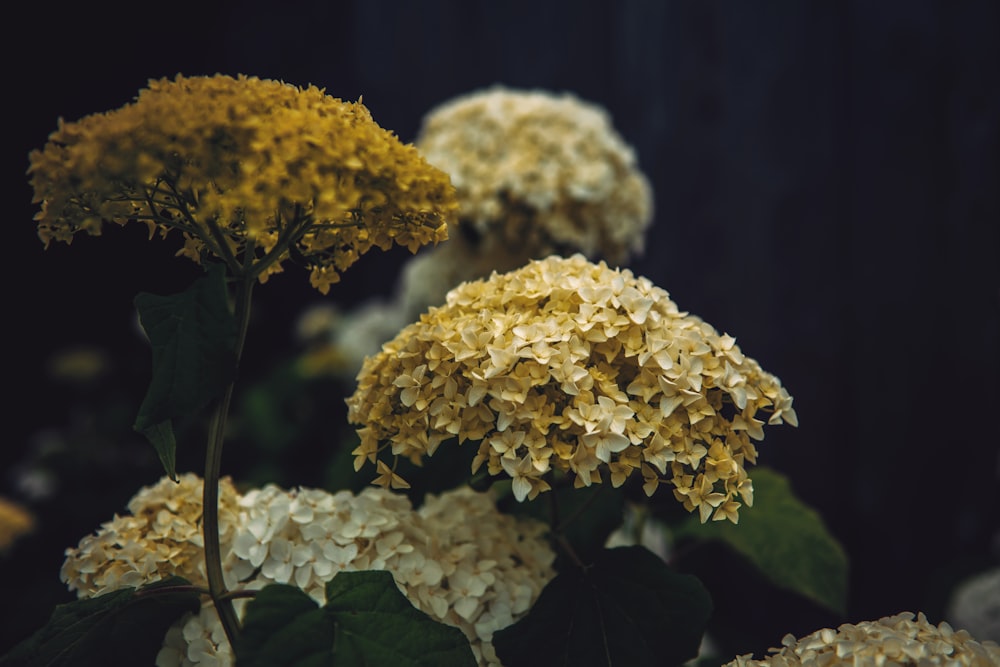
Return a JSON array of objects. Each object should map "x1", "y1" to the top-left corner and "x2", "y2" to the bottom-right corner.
[{"x1": 202, "y1": 269, "x2": 255, "y2": 657}]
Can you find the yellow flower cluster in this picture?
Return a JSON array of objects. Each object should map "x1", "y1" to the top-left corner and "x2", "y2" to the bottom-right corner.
[
  {"x1": 60, "y1": 474, "x2": 243, "y2": 596},
  {"x1": 725, "y1": 612, "x2": 1000, "y2": 666},
  {"x1": 0, "y1": 496, "x2": 34, "y2": 551},
  {"x1": 414, "y1": 85, "x2": 653, "y2": 267},
  {"x1": 347, "y1": 254, "x2": 797, "y2": 523},
  {"x1": 28, "y1": 74, "x2": 457, "y2": 293},
  {"x1": 63, "y1": 474, "x2": 555, "y2": 667}
]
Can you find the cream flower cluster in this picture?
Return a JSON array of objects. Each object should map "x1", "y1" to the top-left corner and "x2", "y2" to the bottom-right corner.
[
  {"x1": 347, "y1": 254, "x2": 797, "y2": 523},
  {"x1": 725, "y1": 612, "x2": 1000, "y2": 666},
  {"x1": 60, "y1": 473, "x2": 244, "y2": 596},
  {"x1": 62, "y1": 474, "x2": 555, "y2": 667},
  {"x1": 414, "y1": 85, "x2": 653, "y2": 266}
]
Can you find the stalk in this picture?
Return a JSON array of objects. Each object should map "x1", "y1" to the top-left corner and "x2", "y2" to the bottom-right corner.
[{"x1": 202, "y1": 268, "x2": 255, "y2": 656}]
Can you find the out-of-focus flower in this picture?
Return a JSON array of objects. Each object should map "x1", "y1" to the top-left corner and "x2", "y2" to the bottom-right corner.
[
  {"x1": 29, "y1": 73, "x2": 457, "y2": 293},
  {"x1": 44, "y1": 345, "x2": 111, "y2": 385},
  {"x1": 327, "y1": 85, "x2": 656, "y2": 374},
  {"x1": 66, "y1": 475, "x2": 555, "y2": 667},
  {"x1": 0, "y1": 496, "x2": 35, "y2": 551},
  {"x1": 347, "y1": 254, "x2": 796, "y2": 523},
  {"x1": 724, "y1": 611, "x2": 1000, "y2": 666},
  {"x1": 947, "y1": 565, "x2": 1000, "y2": 644},
  {"x1": 604, "y1": 503, "x2": 671, "y2": 562},
  {"x1": 414, "y1": 85, "x2": 653, "y2": 267},
  {"x1": 61, "y1": 473, "x2": 245, "y2": 597}
]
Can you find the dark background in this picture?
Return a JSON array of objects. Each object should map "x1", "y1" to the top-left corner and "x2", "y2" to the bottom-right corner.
[{"x1": 4, "y1": 0, "x2": 998, "y2": 660}]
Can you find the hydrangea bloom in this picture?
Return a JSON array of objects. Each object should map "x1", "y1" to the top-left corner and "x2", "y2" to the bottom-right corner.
[
  {"x1": 414, "y1": 85, "x2": 653, "y2": 266},
  {"x1": 328, "y1": 86, "x2": 656, "y2": 374},
  {"x1": 226, "y1": 483, "x2": 554, "y2": 666},
  {"x1": 61, "y1": 473, "x2": 244, "y2": 596},
  {"x1": 347, "y1": 254, "x2": 797, "y2": 523},
  {"x1": 62, "y1": 475, "x2": 555, "y2": 667},
  {"x1": 0, "y1": 496, "x2": 34, "y2": 551},
  {"x1": 947, "y1": 565, "x2": 1000, "y2": 645},
  {"x1": 28, "y1": 73, "x2": 457, "y2": 293},
  {"x1": 725, "y1": 612, "x2": 1000, "y2": 666}
]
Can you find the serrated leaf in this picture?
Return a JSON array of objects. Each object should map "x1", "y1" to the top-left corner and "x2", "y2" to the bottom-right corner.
[
  {"x1": 0, "y1": 577, "x2": 199, "y2": 667},
  {"x1": 671, "y1": 466, "x2": 848, "y2": 615},
  {"x1": 239, "y1": 573, "x2": 476, "y2": 667},
  {"x1": 237, "y1": 585, "x2": 333, "y2": 667},
  {"x1": 493, "y1": 546, "x2": 712, "y2": 667},
  {"x1": 132, "y1": 263, "x2": 237, "y2": 476}
]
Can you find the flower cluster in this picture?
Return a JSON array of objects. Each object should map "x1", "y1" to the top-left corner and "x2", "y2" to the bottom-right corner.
[
  {"x1": 347, "y1": 254, "x2": 797, "y2": 523},
  {"x1": 28, "y1": 73, "x2": 457, "y2": 293},
  {"x1": 60, "y1": 473, "x2": 244, "y2": 596},
  {"x1": 725, "y1": 612, "x2": 1000, "y2": 666},
  {"x1": 62, "y1": 474, "x2": 555, "y2": 667},
  {"x1": 0, "y1": 496, "x2": 34, "y2": 551},
  {"x1": 414, "y1": 85, "x2": 653, "y2": 266}
]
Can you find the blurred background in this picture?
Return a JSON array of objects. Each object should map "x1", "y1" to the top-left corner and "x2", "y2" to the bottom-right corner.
[{"x1": 4, "y1": 0, "x2": 998, "y2": 661}]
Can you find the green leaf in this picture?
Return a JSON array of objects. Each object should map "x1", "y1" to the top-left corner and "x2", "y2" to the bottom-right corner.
[
  {"x1": 132, "y1": 263, "x2": 237, "y2": 477},
  {"x1": 493, "y1": 546, "x2": 712, "y2": 667},
  {"x1": 239, "y1": 573, "x2": 477, "y2": 667},
  {"x1": 324, "y1": 571, "x2": 476, "y2": 666},
  {"x1": 137, "y1": 419, "x2": 178, "y2": 482},
  {"x1": 498, "y1": 482, "x2": 626, "y2": 566},
  {"x1": 237, "y1": 585, "x2": 333, "y2": 667},
  {"x1": 0, "y1": 577, "x2": 200, "y2": 667},
  {"x1": 671, "y1": 466, "x2": 848, "y2": 615}
]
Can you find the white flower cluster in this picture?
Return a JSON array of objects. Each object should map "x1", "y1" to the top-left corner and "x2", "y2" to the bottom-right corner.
[
  {"x1": 725, "y1": 612, "x2": 1000, "y2": 667},
  {"x1": 61, "y1": 474, "x2": 556, "y2": 667},
  {"x1": 414, "y1": 85, "x2": 653, "y2": 265}
]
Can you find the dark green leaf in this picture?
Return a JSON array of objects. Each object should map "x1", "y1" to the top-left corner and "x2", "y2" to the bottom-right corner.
[
  {"x1": 1, "y1": 577, "x2": 200, "y2": 667},
  {"x1": 137, "y1": 419, "x2": 178, "y2": 481},
  {"x1": 671, "y1": 466, "x2": 848, "y2": 615},
  {"x1": 239, "y1": 573, "x2": 477, "y2": 667},
  {"x1": 493, "y1": 546, "x2": 712, "y2": 667},
  {"x1": 237, "y1": 585, "x2": 333, "y2": 667},
  {"x1": 498, "y1": 482, "x2": 626, "y2": 566},
  {"x1": 325, "y1": 571, "x2": 477, "y2": 667},
  {"x1": 132, "y1": 263, "x2": 237, "y2": 476},
  {"x1": 392, "y1": 437, "x2": 479, "y2": 506}
]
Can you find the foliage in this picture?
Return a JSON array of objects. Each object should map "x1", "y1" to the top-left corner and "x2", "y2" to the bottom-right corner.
[
  {"x1": 5, "y1": 73, "x2": 868, "y2": 667},
  {"x1": 671, "y1": 466, "x2": 848, "y2": 616},
  {"x1": 133, "y1": 262, "x2": 238, "y2": 480},
  {"x1": 238, "y1": 572, "x2": 477, "y2": 667},
  {"x1": 493, "y1": 546, "x2": 712, "y2": 667},
  {"x1": 0, "y1": 578, "x2": 199, "y2": 667}
]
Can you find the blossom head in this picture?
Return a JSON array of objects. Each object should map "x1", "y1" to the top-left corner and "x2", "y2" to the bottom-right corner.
[
  {"x1": 346, "y1": 254, "x2": 796, "y2": 523},
  {"x1": 0, "y1": 497, "x2": 34, "y2": 551},
  {"x1": 29, "y1": 73, "x2": 458, "y2": 293},
  {"x1": 725, "y1": 612, "x2": 1000, "y2": 666},
  {"x1": 73, "y1": 478, "x2": 555, "y2": 667},
  {"x1": 60, "y1": 473, "x2": 243, "y2": 597},
  {"x1": 414, "y1": 85, "x2": 653, "y2": 266}
]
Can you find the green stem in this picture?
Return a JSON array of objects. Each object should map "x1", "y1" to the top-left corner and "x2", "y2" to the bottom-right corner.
[
  {"x1": 547, "y1": 489, "x2": 587, "y2": 570},
  {"x1": 202, "y1": 267, "x2": 255, "y2": 657}
]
